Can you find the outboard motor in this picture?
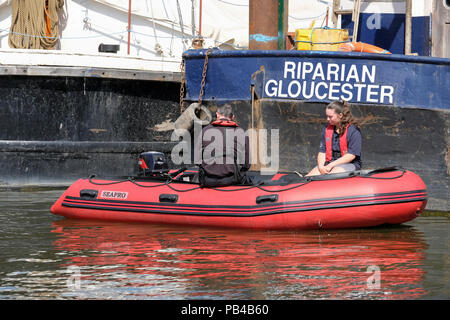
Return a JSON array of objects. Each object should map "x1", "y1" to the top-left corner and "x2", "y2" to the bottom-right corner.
[{"x1": 138, "y1": 151, "x2": 169, "y2": 177}]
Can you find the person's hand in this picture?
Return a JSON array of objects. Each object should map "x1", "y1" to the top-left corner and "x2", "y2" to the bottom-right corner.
[
  {"x1": 324, "y1": 163, "x2": 334, "y2": 174},
  {"x1": 318, "y1": 164, "x2": 327, "y2": 174}
]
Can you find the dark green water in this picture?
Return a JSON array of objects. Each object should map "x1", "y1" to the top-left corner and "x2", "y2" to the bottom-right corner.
[{"x1": 0, "y1": 189, "x2": 448, "y2": 299}]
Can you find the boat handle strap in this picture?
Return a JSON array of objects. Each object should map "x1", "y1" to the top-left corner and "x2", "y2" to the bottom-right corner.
[
  {"x1": 256, "y1": 194, "x2": 279, "y2": 204},
  {"x1": 80, "y1": 189, "x2": 98, "y2": 199},
  {"x1": 159, "y1": 194, "x2": 178, "y2": 203}
]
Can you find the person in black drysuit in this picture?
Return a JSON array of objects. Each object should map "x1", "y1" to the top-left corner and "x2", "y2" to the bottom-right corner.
[{"x1": 198, "y1": 104, "x2": 251, "y2": 187}]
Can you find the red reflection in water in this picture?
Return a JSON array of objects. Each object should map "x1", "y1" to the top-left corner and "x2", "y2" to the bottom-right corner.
[{"x1": 51, "y1": 219, "x2": 428, "y2": 299}]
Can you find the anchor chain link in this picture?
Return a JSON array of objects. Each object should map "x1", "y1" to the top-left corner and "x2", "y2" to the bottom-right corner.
[
  {"x1": 179, "y1": 58, "x2": 186, "y2": 114},
  {"x1": 179, "y1": 48, "x2": 213, "y2": 115},
  {"x1": 197, "y1": 48, "x2": 213, "y2": 110}
]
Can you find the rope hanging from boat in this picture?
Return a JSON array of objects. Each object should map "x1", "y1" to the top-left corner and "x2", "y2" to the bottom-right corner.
[{"x1": 8, "y1": 0, "x2": 64, "y2": 49}]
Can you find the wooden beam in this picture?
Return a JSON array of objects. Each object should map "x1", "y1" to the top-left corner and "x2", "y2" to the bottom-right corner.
[
  {"x1": 332, "y1": 0, "x2": 340, "y2": 28},
  {"x1": 249, "y1": 0, "x2": 279, "y2": 50},
  {"x1": 352, "y1": 0, "x2": 361, "y2": 41},
  {"x1": 334, "y1": 9, "x2": 353, "y2": 15},
  {"x1": 405, "y1": 0, "x2": 412, "y2": 54}
]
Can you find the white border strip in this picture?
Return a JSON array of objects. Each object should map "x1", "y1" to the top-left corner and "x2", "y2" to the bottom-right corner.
[{"x1": 358, "y1": 0, "x2": 430, "y2": 16}]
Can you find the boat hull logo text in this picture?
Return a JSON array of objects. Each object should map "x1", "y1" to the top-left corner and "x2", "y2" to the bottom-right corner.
[{"x1": 100, "y1": 191, "x2": 128, "y2": 200}]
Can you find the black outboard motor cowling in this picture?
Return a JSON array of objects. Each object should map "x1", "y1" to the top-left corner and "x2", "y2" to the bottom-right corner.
[{"x1": 138, "y1": 151, "x2": 169, "y2": 176}]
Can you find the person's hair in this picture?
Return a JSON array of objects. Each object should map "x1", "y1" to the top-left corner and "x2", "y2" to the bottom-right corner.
[
  {"x1": 217, "y1": 103, "x2": 234, "y2": 119},
  {"x1": 326, "y1": 100, "x2": 360, "y2": 134}
]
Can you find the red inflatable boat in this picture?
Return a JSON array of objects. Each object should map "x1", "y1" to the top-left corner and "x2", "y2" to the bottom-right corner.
[{"x1": 51, "y1": 166, "x2": 427, "y2": 230}]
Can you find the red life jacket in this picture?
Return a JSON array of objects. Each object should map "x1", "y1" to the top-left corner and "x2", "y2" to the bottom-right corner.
[
  {"x1": 325, "y1": 123, "x2": 350, "y2": 162},
  {"x1": 211, "y1": 119, "x2": 238, "y2": 127}
]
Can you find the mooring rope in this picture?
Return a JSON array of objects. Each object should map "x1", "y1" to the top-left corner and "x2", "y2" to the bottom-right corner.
[{"x1": 8, "y1": 0, "x2": 64, "y2": 49}]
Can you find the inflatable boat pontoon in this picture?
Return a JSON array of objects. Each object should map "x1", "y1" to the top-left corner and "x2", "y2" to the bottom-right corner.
[{"x1": 51, "y1": 161, "x2": 427, "y2": 230}]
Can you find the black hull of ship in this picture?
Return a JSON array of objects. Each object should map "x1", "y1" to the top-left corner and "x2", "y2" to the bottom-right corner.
[{"x1": 0, "y1": 74, "x2": 180, "y2": 187}]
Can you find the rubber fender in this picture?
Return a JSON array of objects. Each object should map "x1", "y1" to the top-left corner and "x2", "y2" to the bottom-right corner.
[{"x1": 174, "y1": 103, "x2": 212, "y2": 131}]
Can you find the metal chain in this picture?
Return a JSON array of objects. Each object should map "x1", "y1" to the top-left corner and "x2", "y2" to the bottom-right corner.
[
  {"x1": 179, "y1": 58, "x2": 186, "y2": 113},
  {"x1": 198, "y1": 48, "x2": 213, "y2": 109}
]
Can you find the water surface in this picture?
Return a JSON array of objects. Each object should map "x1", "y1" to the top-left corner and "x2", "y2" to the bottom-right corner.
[{"x1": 0, "y1": 190, "x2": 448, "y2": 299}]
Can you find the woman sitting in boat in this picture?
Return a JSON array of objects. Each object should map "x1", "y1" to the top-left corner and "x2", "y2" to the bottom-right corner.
[
  {"x1": 306, "y1": 100, "x2": 361, "y2": 176},
  {"x1": 199, "y1": 103, "x2": 251, "y2": 187}
]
